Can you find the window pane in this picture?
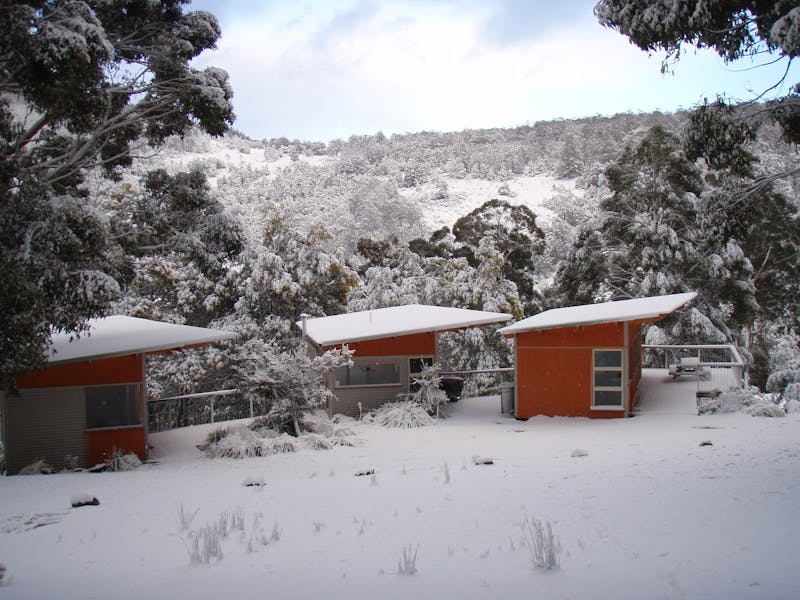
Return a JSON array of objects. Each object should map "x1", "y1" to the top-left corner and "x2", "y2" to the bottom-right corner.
[
  {"x1": 594, "y1": 390, "x2": 623, "y2": 407},
  {"x1": 595, "y1": 371, "x2": 622, "y2": 388},
  {"x1": 335, "y1": 363, "x2": 401, "y2": 387},
  {"x1": 86, "y1": 385, "x2": 140, "y2": 429},
  {"x1": 409, "y1": 357, "x2": 434, "y2": 374},
  {"x1": 595, "y1": 350, "x2": 622, "y2": 368}
]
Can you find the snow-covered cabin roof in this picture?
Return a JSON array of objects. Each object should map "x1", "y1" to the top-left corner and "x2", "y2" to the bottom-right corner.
[
  {"x1": 498, "y1": 292, "x2": 697, "y2": 335},
  {"x1": 298, "y1": 304, "x2": 513, "y2": 347},
  {"x1": 45, "y1": 316, "x2": 237, "y2": 365}
]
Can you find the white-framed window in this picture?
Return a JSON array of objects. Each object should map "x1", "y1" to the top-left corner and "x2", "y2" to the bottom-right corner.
[
  {"x1": 334, "y1": 361, "x2": 401, "y2": 388},
  {"x1": 592, "y1": 349, "x2": 624, "y2": 409}
]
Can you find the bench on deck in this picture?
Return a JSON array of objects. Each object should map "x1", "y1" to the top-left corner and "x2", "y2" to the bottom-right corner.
[{"x1": 669, "y1": 356, "x2": 711, "y2": 380}]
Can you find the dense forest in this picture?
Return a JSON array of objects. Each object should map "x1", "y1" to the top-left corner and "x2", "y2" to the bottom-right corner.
[
  {"x1": 1, "y1": 1, "x2": 798, "y2": 433},
  {"x1": 74, "y1": 107, "x2": 798, "y2": 415}
]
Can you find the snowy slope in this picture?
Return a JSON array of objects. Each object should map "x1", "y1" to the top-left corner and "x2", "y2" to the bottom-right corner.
[{"x1": 1, "y1": 389, "x2": 798, "y2": 599}]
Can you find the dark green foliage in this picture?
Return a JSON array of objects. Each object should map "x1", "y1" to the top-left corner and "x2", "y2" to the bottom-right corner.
[
  {"x1": 551, "y1": 229, "x2": 608, "y2": 307},
  {"x1": 452, "y1": 199, "x2": 545, "y2": 311},
  {"x1": 685, "y1": 100, "x2": 758, "y2": 177}
]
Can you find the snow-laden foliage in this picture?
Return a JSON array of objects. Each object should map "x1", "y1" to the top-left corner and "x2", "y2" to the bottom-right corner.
[
  {"x1": 200, "y1": 414, "x2": 358, "y2": 458},
  {"x1": 364, "y1": 401, "x2": 436, "y2": 429},
  {"x1": 402, "y1": 364, "x2": 449, "y2": 417},
  {"x1": 698, "y1": 387, "x2": 785, "y2": 417},
  {"x1": 595, "y1": 1, "x2": 800, "y2": 145},
  {"x1": 1, "y1": 1, "x2": 233, "y2": 388},
  {"x1": 104, "y1": 449, "x2": 142, "y2": 472},
  {"x1": 234, "y1": 344, "x2": 353, "y2": 437},
  {"x1": 765, "y1": 332, "x2": 800, "y2": 394},
  {"x1": 18, "y1": 459, "x2": 55, "y2": 475}
]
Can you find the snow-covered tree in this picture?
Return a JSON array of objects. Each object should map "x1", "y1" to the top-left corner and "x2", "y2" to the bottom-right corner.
[
  {"x1": 236, "y1": 343, "x2": 353, "y2": 436},
  {"x1": 596, "y1": 0, "x2": 800, "y2": 181},
  {"x1": 1, "y1": 0, "x2": 233, "y2": 388}
]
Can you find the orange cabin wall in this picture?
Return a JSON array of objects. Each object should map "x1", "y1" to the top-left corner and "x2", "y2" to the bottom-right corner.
[
  {"x1": 513, "y1": 322, "x2": 646, "y2": 419},
  {"x1": 85, "y1": 426, "x2": 146, "y2": 465},
  {"x1": 327, "y1": 332, "x2": 436, "y2": 358},
  {"x1": 14, "y1": 354, "x2": 148, "y2": 468},
  {"x1": 15, "y1": 354, "x2": 144, "y2": 388}
]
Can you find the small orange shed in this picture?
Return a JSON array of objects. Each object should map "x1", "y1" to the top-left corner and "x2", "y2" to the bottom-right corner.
[
  {"x1": 2, "y1": 316, "x2": 236, "y2": 474},
  {"x1": 498, "y1": 293, "x2": 696, "y2": 419},
  {"x1": 298, "y1": 305, "x2": 513, "y2": 417}
]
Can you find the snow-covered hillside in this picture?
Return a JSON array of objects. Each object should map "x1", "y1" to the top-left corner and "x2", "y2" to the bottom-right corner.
[{"x1": 1, "y1": 386, "x2": 798, "y2": 599}]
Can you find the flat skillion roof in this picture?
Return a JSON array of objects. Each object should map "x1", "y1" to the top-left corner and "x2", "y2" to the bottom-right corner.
[
  {"x1": 45, "y1": 316, "x2": 238, "y2": 365},
  {"x1": 498, "y1": 292, "x2": 697, "y2": 335},
  {"x1": 298, "y1": 304, "x2": 513, "y2": 347}
]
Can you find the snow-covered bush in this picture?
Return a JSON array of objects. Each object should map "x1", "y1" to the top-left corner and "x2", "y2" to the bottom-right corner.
[
  {"x1": 402, "y1": 364, "x2": 449, "y2": 417},
  {"x1": 364, "y1": 400, "x2": 435, "y2": 428},
  {"x1": 698, "y1": 387, "x2": 785, "y2": 417},
  {"x1": 18, "y1": 459, "x2": 54, "y2": 475},
  {"x1": 202, "y1": 414, "x2": 357, "y2": 458},
  {"x1": 208, "y1": 425, "x2": 267, "y2": 458},
  {"x1": 105, "y1": 448, "x2": 142, "y2": 472},
  {"x1": 765, "y1": 333, "x2": 800, "y2": 395},
  {"x1": 237, "y1": 344, "x2": 353, "y2": 437}
]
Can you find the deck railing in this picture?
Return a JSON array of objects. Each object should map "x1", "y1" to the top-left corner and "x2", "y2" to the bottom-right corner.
[
  {"x1": 147, "y1": 389, "x2": 264, "y2": 433},
  {"x1": 642, "y1": 344, "x2": 747, "y2": 392}
]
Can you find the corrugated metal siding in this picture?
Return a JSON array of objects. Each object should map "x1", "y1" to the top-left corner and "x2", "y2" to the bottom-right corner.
[
  {"x1": 5, "y1": 387, "x2": 86, "y2": 474},
  {"x1": 330, "y1": 354, "x2": 410, "y2": 418}
]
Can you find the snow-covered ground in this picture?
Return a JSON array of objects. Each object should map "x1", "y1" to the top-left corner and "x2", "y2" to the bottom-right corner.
[{"x1": 1, "y1": 377, "x2": 799, "y2": 599}]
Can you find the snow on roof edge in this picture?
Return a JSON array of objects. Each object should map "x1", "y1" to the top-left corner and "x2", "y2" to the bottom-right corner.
[
  {"x1": 498, "y1": 292, "x2": 697, "y2": 335},
  {"x1": 297, "y1": 305, "x2": 513, "y2": 347},
  {"x1": 45, "y1": 316, "x2": 238, "y2": 366}
]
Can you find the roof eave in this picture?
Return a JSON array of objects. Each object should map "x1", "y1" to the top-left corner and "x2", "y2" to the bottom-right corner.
[
  {"x1": 45, "y1": 333, "x2": 238, "y2": 366},
  {"x1": 310, "y1": 315, "x2": 513, "y2": 347}
]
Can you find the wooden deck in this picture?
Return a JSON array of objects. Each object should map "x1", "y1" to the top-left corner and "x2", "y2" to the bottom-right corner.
[{"x1": 634, "y1": 366, "x2": 744, "y2": 415}]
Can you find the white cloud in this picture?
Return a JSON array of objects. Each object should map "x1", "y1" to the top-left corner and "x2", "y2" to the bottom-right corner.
[{"x1": 191, "y1": 0, "x2": 800, "y2": 141}]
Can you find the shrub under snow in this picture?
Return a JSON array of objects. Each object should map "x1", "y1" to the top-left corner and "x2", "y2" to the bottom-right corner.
[
  {"x1": 698, "y1": 387, "x2": 785, "y2": 417},
  {"x1": 201, "y1": 416, "x2": 358, "y2": 458},
  {"x1": 364, "y1": 400, "x2": 435, "y2": 429}
]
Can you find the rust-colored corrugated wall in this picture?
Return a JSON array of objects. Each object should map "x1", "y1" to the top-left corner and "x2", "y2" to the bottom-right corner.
[
  {"x1": 8, "y1": 354, "x2": 147, "y2": 473},
  {"x1": 327, "y1": 332, "x2": 436, "y2": 357},
  {"x1": 514, "y1": 322, "x2": 628, "y2": 419}
]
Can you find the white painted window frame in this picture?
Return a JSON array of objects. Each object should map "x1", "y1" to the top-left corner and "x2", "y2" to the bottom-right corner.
[{"x1": 591, "y1": 348, "x2": 625, "y2": 410}]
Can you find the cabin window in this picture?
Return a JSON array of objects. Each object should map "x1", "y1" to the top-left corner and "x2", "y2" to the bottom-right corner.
[
  {"x1": 592, "y1": 349, "x2": 623, "y2": 409},
  {"x1": 409, "y1": 356, "x2": 435, "y2": 391},
  {"x1": 85, "y1": 384, "x2": 141, "y2": 429},
  {"x1": 335, "y1": 361, "x2": 401, "y2": 387}
]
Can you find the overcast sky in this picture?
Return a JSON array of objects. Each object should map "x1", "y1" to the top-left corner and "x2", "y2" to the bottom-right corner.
[{"x1": 190, "y1": 0, "x2": 798, "y2": 142}]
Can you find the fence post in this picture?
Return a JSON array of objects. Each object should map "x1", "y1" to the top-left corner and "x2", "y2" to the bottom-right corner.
[
  {"x1": 210, "y1": 397, "x2": 215, "y2": 424},
  {"x1": 249, "y1": 396, "x2": 254, "y2": 418}
]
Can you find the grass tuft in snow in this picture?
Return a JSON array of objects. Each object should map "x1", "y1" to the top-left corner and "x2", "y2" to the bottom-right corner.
[
  {"x1": 184, "y1": 523, "x2": 224, "y2": 565},
  {"x1": 521, "y1": 516, "x2": 561, "y2": 571},
  {"x1": 442, "y1": 460, "x2": 451, "y2": 484},
  {"x1": 177, "y1": 503, "x2": 199, "y2": 532},
  {"x1": 270, "y1": 521, "x2": 281, "y2": 543},
  {"x1": 105, "y1": 448, "x2": 142, "y2": 471},
  {"x1": 397, "y1": 544, "x2": 420, "y2": 576}
]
